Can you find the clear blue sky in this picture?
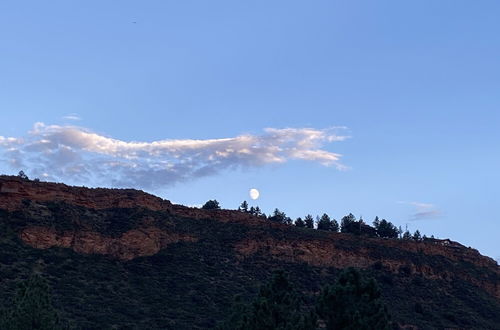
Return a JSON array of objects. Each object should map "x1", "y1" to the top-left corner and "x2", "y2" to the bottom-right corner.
[{"x1": 0, "y1": 1, "x2": 499, "y2": 260}]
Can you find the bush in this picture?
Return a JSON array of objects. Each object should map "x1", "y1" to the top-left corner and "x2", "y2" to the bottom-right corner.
[{"x1": 202, "y1": 200, "x2": 221, "y2": 210}]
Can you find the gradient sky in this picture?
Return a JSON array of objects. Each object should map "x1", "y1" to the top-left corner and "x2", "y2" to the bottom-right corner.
[{"x1": 1, "y1": 1, "x2": 499, "y2": 260}]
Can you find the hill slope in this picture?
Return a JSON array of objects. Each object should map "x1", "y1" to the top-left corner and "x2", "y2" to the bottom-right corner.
[{"x1": 0, "y1": 175, "x2": 499, "y2": 329}]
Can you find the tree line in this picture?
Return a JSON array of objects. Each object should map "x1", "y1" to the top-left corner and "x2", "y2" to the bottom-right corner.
[
  {"x1": 217, "y1": 268, "x2": 391, "y2": 330},
  {"x1": 202, "y1": 199, "x2": 431, "y2": 242}
]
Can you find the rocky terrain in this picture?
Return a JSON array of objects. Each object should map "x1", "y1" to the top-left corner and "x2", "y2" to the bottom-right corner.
[{"x1": 0, "y1": 175, "x2": 499, "y2": 329}]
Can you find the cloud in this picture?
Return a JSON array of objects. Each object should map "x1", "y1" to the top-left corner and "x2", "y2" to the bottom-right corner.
[
  {"x1": 399, "y1": 201, "x2": 442, "y2": 220},
  {"x1": 62, "y1": 114, "x2": 82, "y2": 121},
  {"x1": 0, "y1": 123, "x2": 349, "y2": 189}
]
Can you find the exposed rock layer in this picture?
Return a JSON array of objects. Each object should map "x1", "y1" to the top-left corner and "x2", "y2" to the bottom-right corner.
[
  {"x1": 20, "y1": 226, "x2": 197, "y2": 261},
  {"x1": 1, "y1": 175, "x2": 498, "y2": 300}
]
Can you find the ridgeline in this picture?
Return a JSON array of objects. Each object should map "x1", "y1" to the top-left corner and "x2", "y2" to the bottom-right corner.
[{"x1": 0, "y1": 175, "x2": 498, "y2": 329}]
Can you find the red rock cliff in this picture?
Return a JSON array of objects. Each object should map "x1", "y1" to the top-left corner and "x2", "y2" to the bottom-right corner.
[{"x1": 1, "y1": 175, "x2": 498, "y2": 299}]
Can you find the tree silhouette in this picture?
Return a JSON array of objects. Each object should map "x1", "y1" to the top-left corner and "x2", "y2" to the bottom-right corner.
[
  {"x1": 269, "y1": 209, "x2": 291, "y2": 224},
  {"x1": 294, "y1": 217, "x2": 305, "y2": 228},
  {"x1": 17, "y1": 170, "x2": 29, "y2": 180},
  {"x1": 317, "y1": 213, "x2": 332, "y2": 231},
  {"x1": 373, "y1": 218, "x2": 399, "y2": 239},
  {"x1": 340, "y1": 213, "x2": 357, "y2": 234},
  {"x1": 0, "y1": 274, "x2": 63, "y2": 330},
  {"x1": 317, "y1": 214, "x2": 338, "y2": 232},
  {"x1": 202, "y1": 200, "x2": 221, "y2": 210},
  {"x1": 402, "y1": 230, "x2": 412, "y2": 240},
  {"x1": 304, "y1": 215, "x2": 315, "y2": 229},
  {"x1": 218, "y1": 271, "x2": 316, "y2": 330},
  {"x1": 317, "y1": 268, "x2": 391, "y2": 330},
  {"x1": 239, "y1": 201, "x2": 249, "y2": 212}
]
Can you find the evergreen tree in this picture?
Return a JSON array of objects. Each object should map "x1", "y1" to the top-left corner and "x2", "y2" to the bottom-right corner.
[
  {"x1": 331, "y1": 219, "x2": 339, "y2": 232},
  {"x1": 249, "y1": 206, "x2": 256, "y2": 215},
  {"x1": 218, "y1": 271, "x2": 316, "y2": 330},
  {"x1": 317, "y1": 268, "x2": 391, "y2": 330},
  {"x1": 316, "y1": 214, "x2": 339, "y2": 232},
  {"x1": 254, "y1": 206, "x2": 262, "y2": 217},
  {"x1": 412, "y1": 230, "x2": 422, "y2": 241},
  {"x1": 294, "y1": 217, "x2": 306, "y2": 228},
  {"x1": 17, "y1": 170, "x2": 29, "y2": 180},
  {"x1": 373, "y1": 219, "x2": 399, "y2": 239},
  {"x1": 402, "y1": 230, "x2": 412, "y2": 240},
  {"x1": 269, "y1": 209, "x2": 290, "y2": 224},
  {"x1": 1, "y1": 274, "x2": 63, "y2": 330},
  {"x1": 304, "y1": 215, "x2": 315, "y2": 229},
  {"x1": 239, "y1": 201, "x2": 249, "y2": 212},
  {"x1": 202, "y1": 199, "x2": 221, "y2": 210},
  {"x1": 340, "y1": 213, "x2": 357, "y2": 234},
  {"x1": 317, "y1": 213, "x2": 332, "y2": 231}
]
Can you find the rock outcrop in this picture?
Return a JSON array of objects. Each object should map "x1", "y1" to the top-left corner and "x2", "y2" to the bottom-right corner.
[{"x1": 20, "y1": 226, "x2": 197, "y2": 261}]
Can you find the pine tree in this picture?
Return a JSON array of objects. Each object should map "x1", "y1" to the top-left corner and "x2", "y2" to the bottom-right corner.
[
  {"x1": 304, "y1": 215, "x2": 315, "y2": 229},
  {"x1": 17, "y1": 170, "x2": 29, "y2": 180},
  {"x1": 249, "y1": 206, "x2": 256, "y2": 215},
  {"x1": 331, "y1": 219, "x2": 339, "y2": 232},
  {"x1": 317, "y1": 268, "x2": 391, "y2": 330},
  {"x1": 403, "y1": 230, "x2": 412, "y2": 240},
  {"x1": 295, "y1": 217, "x2": 306, "y2": 228},
  {"x1": 218, "y1": 271, "x2": 316, "y2": 330},
  {"x1": 340, "y1": 213, "x2": 357, "y2": 234},
  {"x1": 239, "y1": 201, "x2": 249, "y2": 212},
  {"x1": 1, "y1": 274, "x2": 63, "y2": 330},
  {"x1": 269, "y1": 209, "x2": 289, "y2": 224},
  {"x1": 202, "y1": 200, "x2": 220, "y2": 210},
  {"x1": 254, "y1": 206, "x2": 262, "y2": 217},
  {"x1": 317, "y1": 213, "x2": 332, "y2": 231},
  {"x1": 413, "y1": 230, "x2": 422, "y2": 241},
  {"x1": 374, "y1": 219, "x2": 399, "y2": 239}
]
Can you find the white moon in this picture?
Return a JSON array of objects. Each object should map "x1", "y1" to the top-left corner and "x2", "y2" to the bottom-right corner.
[{"x1": 249, "y1": 188, "x2": 260, "y2": 200}]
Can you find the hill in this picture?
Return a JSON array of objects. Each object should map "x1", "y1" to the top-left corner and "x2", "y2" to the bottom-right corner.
[{"x1": 0, "y1": 175, "x2": 499, "y2": 329}]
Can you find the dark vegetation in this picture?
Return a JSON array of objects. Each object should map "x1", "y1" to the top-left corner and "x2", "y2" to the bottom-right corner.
[
  {"x1": 218, "y1": 268, "x2": 390, "y2": 330},
  {"x1": 0, "y1": 200, "x2": 499, "y2": 329},
  {"x1": 0, "y1": 274, "x2": 67, "y2": 330},
  {"x1": 235, "y1": 200, "x2": 429, "y2": 242}
]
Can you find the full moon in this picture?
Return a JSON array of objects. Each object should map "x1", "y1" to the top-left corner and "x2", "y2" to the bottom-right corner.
[{"x1": 249, "y1": 188, "x2": 260, "y2": 200}]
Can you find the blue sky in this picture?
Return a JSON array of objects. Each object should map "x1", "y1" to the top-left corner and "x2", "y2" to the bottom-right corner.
[{"x1": 0, "y1": 1, "x2": 499, "y2": 260}]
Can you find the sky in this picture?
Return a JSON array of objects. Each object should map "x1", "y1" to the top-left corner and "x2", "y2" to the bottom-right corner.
[{"x1": 0, "y1": 1, "x2": 499, "y2": 260}]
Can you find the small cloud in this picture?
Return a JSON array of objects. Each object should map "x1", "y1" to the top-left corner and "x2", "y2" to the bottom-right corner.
[
  {"x1": 398, "y1": 201, "x2": 442, "y2": 221},
  {"x1": 62, "y1": 114, "x2": 81, "y2": 121}
]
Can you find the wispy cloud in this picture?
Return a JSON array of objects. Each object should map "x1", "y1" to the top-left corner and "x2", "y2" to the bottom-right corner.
[
  {"x1": 62, "y1": 114, "x2": 82, "y2": 121},
  {"x1": 0, "y1": 123, "x2": 349, "y2": 189},
  {"x1": 398, "y1": 201, "x2": 442, "y2": 220}
]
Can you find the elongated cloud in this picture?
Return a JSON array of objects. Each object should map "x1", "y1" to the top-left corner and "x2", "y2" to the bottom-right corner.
[
  {"x1": 0, "y1": 123, "x2": 349, "y2": 189},
  {"x1": 399, "y1": 201, "x2": 442, "y2": 220}
]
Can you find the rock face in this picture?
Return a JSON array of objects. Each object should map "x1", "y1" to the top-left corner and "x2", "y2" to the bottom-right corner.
[
  {"x1": 0, "y1": 176, "x2": 172, "y2": 211},
  {"x1": 20, "y1": 226, "x2": 197, "y2": 261},
  {"x1": 234, "y1": 236, "x2": 500, "y2": 299},
  {"x1": 1, "y1": 175, "x2": 499, "y2": 301}
]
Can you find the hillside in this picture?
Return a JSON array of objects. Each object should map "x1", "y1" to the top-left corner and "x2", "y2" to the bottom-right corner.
[{"x1": 0, "y1": 175, "x2": 499, "y2": 329}]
